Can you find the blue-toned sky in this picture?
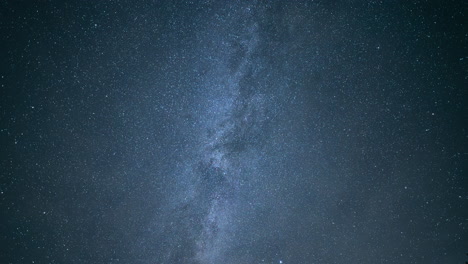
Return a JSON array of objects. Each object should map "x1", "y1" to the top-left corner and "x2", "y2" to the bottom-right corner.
[{"x1": 1, "y1": 1, "x2": 466, "y2": 263}]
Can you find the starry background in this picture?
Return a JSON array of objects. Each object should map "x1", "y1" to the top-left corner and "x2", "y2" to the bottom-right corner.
[{"x1": 1, "y1": 1, "x2": 467, "y2": 263}]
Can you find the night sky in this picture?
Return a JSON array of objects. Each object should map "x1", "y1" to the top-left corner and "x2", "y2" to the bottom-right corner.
[{"x1": 1, "y1": 1, "x2": 467, "y2": 263}]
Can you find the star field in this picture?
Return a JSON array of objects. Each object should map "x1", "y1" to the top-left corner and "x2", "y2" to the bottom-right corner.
[{"x1": 0, "y1": 1, "x2": 467, "y2": 263}]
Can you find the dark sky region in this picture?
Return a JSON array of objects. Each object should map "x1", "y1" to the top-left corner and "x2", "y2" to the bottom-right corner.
[{"x1": 0, "y1": 1, "x2": 467, "y2": 263}]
